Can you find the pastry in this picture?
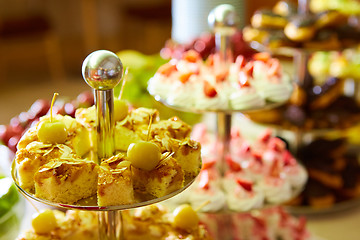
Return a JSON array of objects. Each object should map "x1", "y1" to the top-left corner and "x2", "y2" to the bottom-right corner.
[
  {"x1": 17, "y1": 114, "x2": 92, "y2": 158},
  {"x1": 17, "y1": 204, "x2": 213, "y2": 240},
  {"x1": 16, "y1": 209, "x2": 98, "y2": 240},
  {"x1": 123, "y1": 204, "x2": 213, "y2": 240},
  {"x1": 15, "y1": 105, "x2": 201, "y2": 205},
  {"x1": 284, "y1": 15, "x2": 317, "y2": 42},
  {"x1": 305, "y1": 179, "x2": 335, "y2": 208},
  {"x1": 15, "y1": 142, "x2": 76, "y2": 192},
  {"x1": 34, "y1": 159, "x2": 99, "y2": 204},
  {"x1": 97, "y1": 153, "x2": 135, "y2": 206},
  {"x1": 242, "y1": 26, "x2": 270, "y2": 44},
  {"x1": 159, "y1": 136, "x2": 202, "y2": 179},
  {"x1": 251, "y1": 9, "x2": 288, "y2": 29},
  {"x1": 315, "y1": 10, "x2": 347, "y2": 28},
  {"x1": 303, "y1": 30, "x2": 341, "y2": 50},
  {"x1": 131, "y1": 153, "x2": 184, "y2": 198},
  {"x1": 273, "y1": 0, "x2": 297, "y2": 17}
]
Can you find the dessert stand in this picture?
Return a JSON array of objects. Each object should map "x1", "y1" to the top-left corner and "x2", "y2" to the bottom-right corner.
[
  {"x1": 246, "y1": 0, "x2": 360, "y2": 215},
  {"x1": 11, "y1": 50, "x2": 199, "y2": 240},
  {"x1": 151, "y1": 4, "x2": 294, "y2": 174},
  {"x1": 148, "y1": 5, "x2": 309, "y2": 239}
]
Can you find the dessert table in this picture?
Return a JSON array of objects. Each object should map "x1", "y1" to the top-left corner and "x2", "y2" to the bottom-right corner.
[{"x1": 1, "y1": 77, "x2": 360, "y2": 240}]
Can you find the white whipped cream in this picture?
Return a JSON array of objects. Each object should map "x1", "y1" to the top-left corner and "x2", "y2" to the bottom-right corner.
[
  {"x1": 229, "y1": 87, "x2": 265, "y2": 110},
  {"x1": 259, "y1": 177, "x2": 292, "y2": 204},
  {"x1": 148, "y1": 75, "x2": 172, "y2": 100},
  {"x1": 284, "y1": 164, "x2": 308, "y2": 191}
]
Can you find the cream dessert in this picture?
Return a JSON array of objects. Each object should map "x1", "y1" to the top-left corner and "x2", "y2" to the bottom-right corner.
[
  {"x1": 148, "y1": 50, "x2": 292, "y2": 111},
  {"x1": 179, "y1": 123, "x2": 307, "y2": 211},
  {"x1": 223, "y1": 174, "x2": 264, "y2": 212},
  {"x1": 188, "y1": 168, "x2": 226, "y2": 213},
  {"x1": 230, "y1": 206, "x2": 314, "y2": 240}
]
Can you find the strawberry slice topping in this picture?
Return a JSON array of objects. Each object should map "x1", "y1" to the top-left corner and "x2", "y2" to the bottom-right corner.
[
  {"x1": 236, "y1": 178, "x2": 253, "y2": 192},
  {"x1": 215, "y1": 70, "x2": 228, "y2": 82},
  {"x1": 268, "y1": 137, "x2": 286, "y2": 152},
  {"x1": 239, "y1": 142, "x2": 251, "y2": 154},
  {"x1": 179, "y1": 72, "x2": 193, "y2": 83},
  {"x1": 270, "y1": 158, "x2": 281, "y2": 178},
  {"x1": 157, "y1": 61, "x2": 177, "y2": 76},
  {"x1": 253, "y1": 52, "x2": 271, "y2": 62},
  {"x1": 206, "y1": 54, "x2": 214, "y2": 66},
  {"x1": 243, "y1": 62, "x2": 254, "y2": 76},
  {"x1": 252, "y1": 152, "x2": 263, "y2": 164},
  {"x1": 258, "y1": 129, "x2": 272, "y2": 143},
  {"x1": 235, "y1": 55, "x2": 245, "y2": 68},
  {"x1": 283, "y1": 150, "x2": 296, "y2": 166},
  {"x1": 267, "y1": 58, "x2": 281, "y2": 77},
  {"x1": 183, "y1": 50, "x2": 201, "y2": 63},
  {"x1": 231, "y1": 127, "x2": 241, "y2": 139},
  {"x1": 204, "y1": 81, "x2": 217, "y2": 98},
  {"x1": 198, "y1": 170, "x2": 210, "y2": 190},
  {"x1": 226, "y1": 155, "x2": 242, "y2": 172},
  {"x1": 202, "y1": 159, "x2": 217, "y2": 170},
  {"x1": 239, "y1": 71, "x2": 251, "y2": 87}
]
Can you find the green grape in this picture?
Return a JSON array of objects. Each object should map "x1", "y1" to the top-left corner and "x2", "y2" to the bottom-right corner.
[
  {"x1": 37, "y1": 120, "x2": 67, "y2": 144},
  {"x1": 172, "y1": 204, "x2": 199, "y2": 231},
  {"x1": 117, "y1": 160, "x2": 131, "y2": 169},
  {"x1": 127, "y1": 141, "x2": 161, "y2": 171},
  {"x1": 31, "y1": 209, "x2": 57, "y2": 234},
  {"x1": 114, "y1": 99, "x2": 128, "y2": 122}
]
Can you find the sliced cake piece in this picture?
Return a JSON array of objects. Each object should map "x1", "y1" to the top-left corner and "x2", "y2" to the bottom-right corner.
[
  {"x1": 114, "y1": 124, "x2": 142, "y2": 152},
  {"x1": 15, "y1": 142, "x2": 75, "y2": 192},
  {"x1": 127, "y1": 107, "x2": 160, "y2": 128},
  {"x1": 34, "y1": 159, "x2": 98, "y2": 204},
  {"x1": 160, "y1": 137, "x2": 202, "y2": 179},
  {"x1": 137, "y1": 117, "x2": 192, "y2": 141},
  {"x1": 132, "y1": 153, "x2": 184, "y2": 198},
  {"x1": 98, "y1": 153, "x2": 135, "y2": 206},
  {"x1": 17, "y1": 114, "x2": 92, "y2": 158}
]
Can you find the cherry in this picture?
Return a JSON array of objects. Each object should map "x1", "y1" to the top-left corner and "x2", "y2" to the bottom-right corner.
[
  {"x1": 37, "y1": 93, "x2": 67, "y2": 144},
  {"x1": 172, "y1": 204, "x2": 199, "y2": 232},
  {"x1": 127, "y1": 141, "x2": 161, "y2": 171},
  {"x1": 114, "y1": 99, "x2": 128, "y2": 122}
]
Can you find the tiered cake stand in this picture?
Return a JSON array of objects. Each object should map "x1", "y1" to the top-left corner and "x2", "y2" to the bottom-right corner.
[
  {"x1": 247, "y1": 0, "x2": 360, "y2": 214},
  {"x1": 150, "y1": 5, "x2": 304, "y2": 238},
  {"x1": 11, "y1": 50, "x2": 199, "y2": 240}
]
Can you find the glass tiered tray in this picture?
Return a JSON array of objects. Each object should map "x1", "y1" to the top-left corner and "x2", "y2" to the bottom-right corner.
[{"x1": 10, "y1": 50, "x2": 202, "y2": 240}]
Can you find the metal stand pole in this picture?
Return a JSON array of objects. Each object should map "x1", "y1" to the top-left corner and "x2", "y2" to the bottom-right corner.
[{"x1": 82, "y1": 50, "x2": 124, "y2": 240}]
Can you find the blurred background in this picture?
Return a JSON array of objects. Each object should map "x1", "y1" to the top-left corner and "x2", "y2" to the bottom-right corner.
[
  {"x1": 0, "y1": 0, "x2": 277, "y2": 124},
  {"x1": 0, "y1": 0, "x2": 278, "y2": 85},
  {"x1": 2, "y1": 1, "x2": 360, "y2": 240}
]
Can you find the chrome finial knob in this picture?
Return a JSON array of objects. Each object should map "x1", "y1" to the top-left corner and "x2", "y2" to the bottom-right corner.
[
  {"x1": 208, "y1": 4, "x2": 238, "y2": 64},
  {"x1": 82, "y1": 50, "x2": 123, "y2": 90},
  {"x1": 208, "y1": 4, "x2": 238, "y2": 35}
]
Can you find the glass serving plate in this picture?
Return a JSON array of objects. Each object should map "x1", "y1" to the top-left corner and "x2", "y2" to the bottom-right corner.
[
  {"x1": 286, "y1": 196, "x2": 360, "y2": 216},
  {"x1": 151, "y1": 92, "x2": 290, "y2": 115},
  {"x1": 11, "y1": 160, "x2": 199, "y2": 211}
]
